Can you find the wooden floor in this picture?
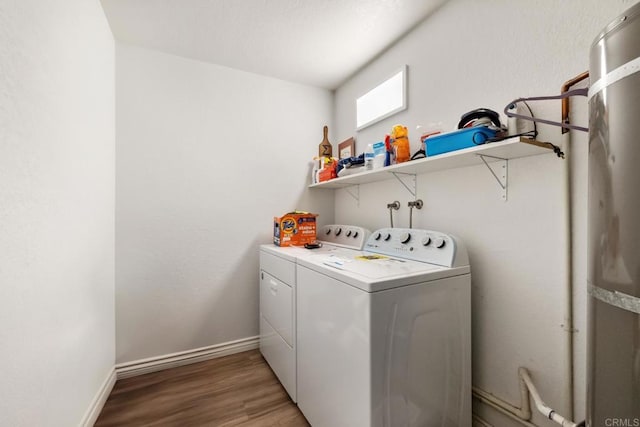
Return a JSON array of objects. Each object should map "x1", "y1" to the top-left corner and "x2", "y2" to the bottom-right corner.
[{"x1": 95, "y1": 350, "x2": 309, "y2": 426}]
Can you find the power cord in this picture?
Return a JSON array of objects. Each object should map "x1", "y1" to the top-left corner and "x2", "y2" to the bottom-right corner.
[
  {"x1": 488, "y1": 132, "x2": 565, "y2": 159},
  {"x1": 540, "y1": 141, "x2": 565, "y2": 159}
]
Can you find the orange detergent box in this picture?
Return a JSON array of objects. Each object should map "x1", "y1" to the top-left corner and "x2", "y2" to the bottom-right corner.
[{"x1": 273, "y1": 211, "x2": 318, "y2": 247}]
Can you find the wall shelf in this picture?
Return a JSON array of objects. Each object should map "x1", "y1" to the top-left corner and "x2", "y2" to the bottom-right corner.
[{"x1": 309, "y1": 137, "x2": 553, "y2": 190}]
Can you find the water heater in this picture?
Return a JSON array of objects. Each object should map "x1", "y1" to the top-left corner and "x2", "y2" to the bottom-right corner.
[{"x1": 587, "y1": 3, "x2": 640, "y2": 425}]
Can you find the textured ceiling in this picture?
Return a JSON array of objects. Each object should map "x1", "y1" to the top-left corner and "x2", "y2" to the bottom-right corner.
[{"x1": 100, "y1": 0, "x2": 447, "y2": 89}]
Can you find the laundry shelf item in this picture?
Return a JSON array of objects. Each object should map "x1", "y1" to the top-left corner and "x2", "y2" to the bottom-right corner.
[{"x1": 308, "y1": 137, "x2": 552, "y2": 189}]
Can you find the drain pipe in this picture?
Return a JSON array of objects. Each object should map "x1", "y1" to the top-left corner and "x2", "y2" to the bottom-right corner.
[
  {"x1": 560, "y1": 126, "x2": 575, "y2": 420},
  {"x1": 520, "y1": 368, "x2": 579, "y2": 427},
  {"x1": 560, "y1": 70, "x2": 589, "y2": 420},
  {"x1": 473, "y1": 72, "x2": 589, "y2": 425},
  {"x1": 473, "y1": 368, "x2": 580, "y2": 427}
]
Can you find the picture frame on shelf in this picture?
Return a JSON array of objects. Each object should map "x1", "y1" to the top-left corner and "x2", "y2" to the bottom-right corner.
[{"x1": 338, "y1": 137, "x2": 355, "y2": 159}]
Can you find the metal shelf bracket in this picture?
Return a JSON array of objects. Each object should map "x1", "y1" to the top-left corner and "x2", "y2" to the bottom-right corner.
[
  {"x1": 477, "y1": 154, "x2": 508, "y2": 201},
  {"x1": 391, "y1": 172, "x2": 417, "y2": 198},
  {"x1": 343, "y1": 185, "x2": 360, "y2": 206}
]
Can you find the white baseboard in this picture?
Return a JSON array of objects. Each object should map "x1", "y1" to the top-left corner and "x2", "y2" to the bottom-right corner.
[
  {"x1": 115, "y1": 335, "x2": 260, "y2": 379},
  {"x1": 80, "y1": 367, "x2": 116, "y2": 427}
]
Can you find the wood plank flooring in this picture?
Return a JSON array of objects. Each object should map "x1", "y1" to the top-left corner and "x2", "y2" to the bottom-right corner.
[{"x1": 95, "y1": 350, "x2": 309, "y2": 426}]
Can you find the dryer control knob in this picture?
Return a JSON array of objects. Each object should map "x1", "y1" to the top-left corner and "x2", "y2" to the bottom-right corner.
[
  {"x1": 383, "y1": 233, "x2": 392, "y2": 241},
  {"x1": 325, "y1": 228, "x2": 332, "y2": 235},
  {"x1": 346, "y1": 230, "x2": 352, "y2": 237},
  {"x1": 400, "y1": 232, "x2": 411, "y2": 244},
  {"x1": 373, "y1": 232, "x2": 382, "y2": 240},
  {"x1": 353, "y1": 231, "x2": 359, "y2": 238},
  {"x1": 421, "y1": 236, "x2": 431, "y2": 246},
  {"x1": 434, "y1": 237, "x2": 446, "y2": 248},
  {"x1": 335, "y1": 227, "x2": 342, "y2": 236}
]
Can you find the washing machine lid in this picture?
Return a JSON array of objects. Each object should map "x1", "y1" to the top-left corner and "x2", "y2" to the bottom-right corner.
[
  {"x1": 297, "y1": 251, "x2": 470, "y2": 293},
  {"x1": 260, "y1": 243, "x2": 362, "y2": 263},
  {"x1": 260, "y1": 225, "x2": 371, "y2": 262},
  {"x1": 260, "y1": 244, "x2": 308, "y2": 262}
]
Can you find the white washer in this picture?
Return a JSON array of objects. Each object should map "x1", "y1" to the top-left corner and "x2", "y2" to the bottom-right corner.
[
  {"x1": 296, "y1": 227, "x2": 471, "y2": 427},
  {"x1": 259, "y1": 225, "x2": 371, "y2": 402}
]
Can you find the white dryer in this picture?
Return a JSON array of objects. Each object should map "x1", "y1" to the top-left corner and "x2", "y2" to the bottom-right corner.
[
  {"x1": 259, "y1": 225, "x2": 371, "y2": 402},
  {"x1": 296, "y1": 228, "x2": 471, "y2": 427}
]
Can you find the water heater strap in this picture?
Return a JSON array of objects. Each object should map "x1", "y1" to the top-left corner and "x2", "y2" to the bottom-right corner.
[
  {"x1": 504, "y1": 88, "x2": 589, "y2": 132},
  {"x1": 589, "y1": 284, "x2": 640, "y2": 315},
  {"x1": 588, "y1": 55, "x2": 640, "y2": 100}
]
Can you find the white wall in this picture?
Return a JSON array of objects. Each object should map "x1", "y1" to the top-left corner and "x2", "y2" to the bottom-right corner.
[
  {"x1": 0, "y1": 1, "x2": 115, "y2": 426},
  {"x1": 333, "y1": 0, "x2": 635, "y2": 425},
  {"x1": 115, "y1": 43, "x2": 334, "y2": 363}
]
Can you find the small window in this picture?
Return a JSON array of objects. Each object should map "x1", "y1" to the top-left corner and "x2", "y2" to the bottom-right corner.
[{"x1": 356, "y1": 66, "x2": 407, "y2": 131}]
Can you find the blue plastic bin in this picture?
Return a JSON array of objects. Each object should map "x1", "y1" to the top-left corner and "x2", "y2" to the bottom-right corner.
[{"x1": 425, "y1": 126, "x2": 497, "y2": 156}]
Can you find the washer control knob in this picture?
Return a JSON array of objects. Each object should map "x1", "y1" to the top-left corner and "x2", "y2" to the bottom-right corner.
[
  {"x1": 421, "y1": 236, "x2": 431, "y2": 246},
  {"x1": 353, "y1": 231, "x2": 359, "y2": 238},
  {"x1": 383, "y1": 233, "x2": 392, "y2": 241},
  {"x1": 400, "y1": 232, "x2": 411, "y2": 244},
  {"x1": 325, "y1": 228, "x2": 332, "y2": 235},
  {"x1": 335, "y1": 227, "x2": 342, "y2": 236},
  {"x1": 373, "y1": 232, "x2": 382, "y2": 240},
  {"x1": 346, "y1": 230, "x2": 352, "y2": 237},
  {"x1": 434, "y1": 237, "x2": 446, "y2": 248}
]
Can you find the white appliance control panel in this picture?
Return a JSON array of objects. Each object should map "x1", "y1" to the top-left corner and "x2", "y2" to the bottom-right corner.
[
  {"x1": 365, "y1": 227, "x2": 469, "y2": 267},
  {"x1": 318, "y1": 225, "x2": 371, "y2": 250}
]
